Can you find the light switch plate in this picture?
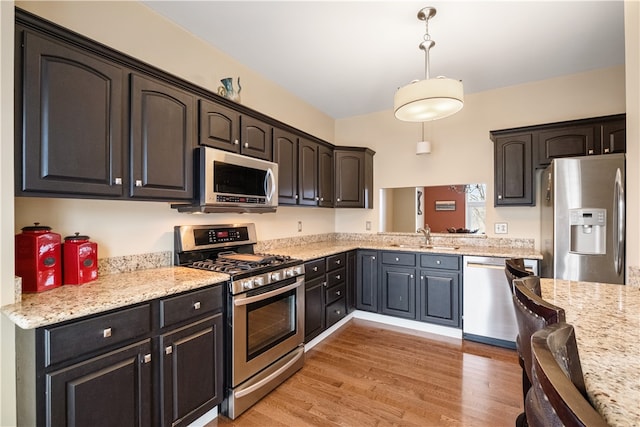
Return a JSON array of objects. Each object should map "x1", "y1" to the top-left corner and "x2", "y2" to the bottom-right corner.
[{"x1": 495, "y1": 222, "x2": 508, "y2": 234}]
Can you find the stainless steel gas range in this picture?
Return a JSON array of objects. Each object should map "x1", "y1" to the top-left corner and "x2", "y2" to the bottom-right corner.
[{"x1": 174, "y1": 223, "x2": 305, "y2": 419}]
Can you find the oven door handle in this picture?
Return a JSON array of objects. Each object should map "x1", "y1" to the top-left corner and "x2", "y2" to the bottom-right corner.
[{"x1": 233, "y1": 277, "x2": 303, "y2": 306}]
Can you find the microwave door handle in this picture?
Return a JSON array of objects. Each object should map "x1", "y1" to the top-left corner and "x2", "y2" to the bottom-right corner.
[{"x1": 265, "y1": 168, "x2": 275, "y2": 202}]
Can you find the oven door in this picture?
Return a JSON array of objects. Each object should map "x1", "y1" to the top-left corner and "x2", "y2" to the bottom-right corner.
[{"x1": 231, "y1": 275, "x2": 304, "y2": 386}]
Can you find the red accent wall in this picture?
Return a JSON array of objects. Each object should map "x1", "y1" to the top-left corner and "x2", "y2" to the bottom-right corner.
[{"x1": 423, "y1": 186, "x2": 466, "y2": 232}]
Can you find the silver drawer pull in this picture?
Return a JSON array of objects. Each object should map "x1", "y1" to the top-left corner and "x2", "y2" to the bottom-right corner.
[
  {"x1": 244, "y1": 142, "x2": 249, "y2": 148},
  {"x1": 336, "y1": 310, "x2": 342, "y2": 315},
  {"x1": 135, "y1": 179, "x2": 143, "y2": 187},
  {"x1": 436, "y1": 260, "x2": 441, "y2": 265},
  {"x1": 103, "y1": 328, "x2": 112, "y2": 338},
  {"x1": 114, "y1": 177, "x2": 122, "y2": 185},
  {"x1": 143, "y1": 354, "x2": 152, "y2": 364},
  {"x1": 234, "y1": 139, "x2": 239, "y2": 145},
  {"x1": 336, "y1": 260, "x2": 341, "y2": 264},
  {"x1": 165, "y1": 346, "x2": 173, "y2": 355},
  {"x1": 395, "y1": 257, "x2": 399, "y2": 262},
  {"x1": 336, "y1": 290, "x2": 341, "y2": 296},
  {"x1": 336, "y1": 274, "x2": 341, "y2": 280},
  {"x1": 194, "y1": 301, "x2": 201, "y2": 310},
  {"x1": 313, "y1": 266, "x2": 318, "y2": 272}
]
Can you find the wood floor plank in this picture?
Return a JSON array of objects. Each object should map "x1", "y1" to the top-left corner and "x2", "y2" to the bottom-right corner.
[{"x1": 210, "y1": 319, "x2": 523, "y2": 426}]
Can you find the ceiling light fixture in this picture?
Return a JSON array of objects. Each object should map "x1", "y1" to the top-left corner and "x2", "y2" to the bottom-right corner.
[{"x1": 394, "y1": 7, "x2": 464, "y2": 122}]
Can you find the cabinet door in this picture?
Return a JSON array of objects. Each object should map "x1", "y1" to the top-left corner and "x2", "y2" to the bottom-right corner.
[
  {"x1": 273, "y1": 128, "x2": 298, "y2": 205},
  {"x1": 601, "y1": 119, "x2": 626, "y2": 154},
  {"x1": 380, "y1": 266, "x2": 416, "y2": 319},
  {"x1": 20, "y1": 30, "x2": 124, "y2": 197},
  {"x1": 240, "y1": 116, "x2": 273, "y2": 161},
  {"x1": 494, "y1": 134, "x2": 534, "y2": 206},
  {"x1": 130, "y1": 74, "x2": 194, "y2": 200},
  {"x1": 418, "y1": 269, "x2": 460, "y2": 327},
  {"x1": 298, "y1": 138, "x2": 319, "y2": 206},
  {"x1": 356, "y1": 251, "x2": 378, "y2": 312},
  {"x1": 198, "y1": 99, "x2": 240, "y2": 152},
  {"x1": 537, "y1": 126, "x2": 597, "y2": 167},
  {"x1": 159, "y1": 314, "x2": 223, "y2": 427},
  {"x1": 318, "y1": 145, "x2": 334, "y2": 207},
  {"x1": 334, "y1": 150, "x2": 364, "y2": 207},
  {"x1": 46, "y1": 340, "x2": 152, "y2": 427},
  {"x1": 304, "y1": 276, "x2": 325, "y2": 342}
]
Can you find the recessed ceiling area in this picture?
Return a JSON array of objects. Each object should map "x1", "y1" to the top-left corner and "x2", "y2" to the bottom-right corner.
[{"x1": 142, "y1": 1, "x2": 625, "y2": 119}]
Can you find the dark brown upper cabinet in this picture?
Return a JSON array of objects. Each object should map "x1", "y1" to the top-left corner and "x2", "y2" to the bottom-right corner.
[
  {"x1": 297, "y1": 138, "x2": 319, "y2": 206},
  {"x1": 334, "y1": 147, "x2": 375, "y2": 209},
  {"x1": 318, "y1": 145, "x2": 334, "y2": 208},
  {"x1": 130, "y1": 74, "x2": 195, "y2": 200},
  {"x1": 273, "y1": 128, "x2": 299, "y2": 205},
  {"x1": 17, "y1": 28, "x2": 125, "y2": 197},
  {"x1": 491, "y1": 114, "x2": 625, "y2": 207},
  {"x1": 493, "y1": 133, "x2": 534, "y2": 206},
  {"x1": 198, "y1": 99, "x2": 272, "y2": 161}
]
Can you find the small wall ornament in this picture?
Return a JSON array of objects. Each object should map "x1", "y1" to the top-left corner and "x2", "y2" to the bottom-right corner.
[{"x1": 218, "y1": 77, "x2": 241, "y2": 103}]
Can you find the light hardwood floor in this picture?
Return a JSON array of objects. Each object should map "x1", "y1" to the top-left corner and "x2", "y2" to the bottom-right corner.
[{"x1": 211, "y1": 319, "x2": 523, "y2": 426}]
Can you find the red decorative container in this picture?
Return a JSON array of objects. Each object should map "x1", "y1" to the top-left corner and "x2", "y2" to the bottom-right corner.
[
  {"x1": 63, "y1": 232, "x2": 98, "y2": 285},
  {"x1": 15, "y1": 223, "x2": 62, "y2": 293}
]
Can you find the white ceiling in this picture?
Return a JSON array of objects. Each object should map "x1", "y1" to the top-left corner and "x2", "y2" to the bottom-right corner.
[{"x1": 142, "y1": 1, "x2": 625, "y2": 119}]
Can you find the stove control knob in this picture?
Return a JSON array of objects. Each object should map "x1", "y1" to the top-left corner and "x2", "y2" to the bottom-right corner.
[
  {"x1": 270, "y1": 272, "x2": 281, "y2": 282},
  {"x1": 286, "y1": 269, "x2": 294, "y2": 277},
  {"x1": 253, "y1": 277, "x2": 264, "y2": 287},
  {"x1": 242, "y1": 280, "x2": 253, "y2": 290}
]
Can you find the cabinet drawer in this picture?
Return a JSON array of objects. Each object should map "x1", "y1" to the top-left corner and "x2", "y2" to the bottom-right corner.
[
  {"x1": 44, "y1": 304, "x2": 151, "y2": 367},
  {"x1": 159, "y1": 286, "x2": 223, "y2": 329},
  {"x1": 326, "y1": 267, "x2": 346, "y2": 288},
  {"x1": 381, "y1": 252, "x2": 416, "y2": 266},
  {"x1": 420, "y1": 254, "x2": 460, "y2": 270},
  {"x1": 326, "y1": 253, "x2": 346, "y2": 271},
  {"x1": 305, "y1": 258, "x2": 326, "y2": 280},
  {"x1": 325, "y1": 298, "x2": 346, "y2": 328},
  {"x1": 325, "y1": 283, "x2": 346, "y2": 305}
]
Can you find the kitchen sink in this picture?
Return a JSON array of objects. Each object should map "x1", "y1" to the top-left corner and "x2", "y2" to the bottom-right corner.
[{"x1": 389, "y1": 244, "x2": 459, "y2": 250}]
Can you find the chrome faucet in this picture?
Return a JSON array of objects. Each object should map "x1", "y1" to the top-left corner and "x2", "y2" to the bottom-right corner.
[{"x1": 417, "y1": 225, "x2": 431, "y2": 245}]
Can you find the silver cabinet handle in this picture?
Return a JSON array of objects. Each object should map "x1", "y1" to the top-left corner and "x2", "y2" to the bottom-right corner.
[
  {"x1": 410, "y1": 275, "x2": 414, "y2": 279},
  {"x1": 498, "y1": 194, "x2": 503, "y2": 199},
  {"x1": 337, "y1": 198, "x2": 341, "y2": 202},
  {"x1": 315, "y1": 196, "x2": 320, "y2": 201},
  {"x1": 165, "y1": 346, "x2": 173, "y2": 355},
  {"x1": 436, "y1": 260, "x2": 441, "y2": 265},
  {"x1": 143, "y1": 354, "x2": 152, "y2": 364},
  {"x1": 244, "y1": 142, "x2": 249, "y2": 148},
  {"x1": 588, "y1": 149, "x2": 594, "y2": 154},
  {"x1": 323, "y1": 282, "x2": 327, "y2": 287},
  {"x1": 336, "y1": 290, "x2": 341, "y2": 296},
  {"x1": 295, "y1": 195, "x2": 299, "y2": 199},
  {"x1": 313, "y1": 266, "x2": 318, "y2": 272},
  {"x1": 336, "y1": 310, "x2": 342, "y2": 315},
  {"x1": 336, "y1": 260, "x2": 341, "y2": 265},
  {"x1": 395, "y1": 257, "x2": 399, "y2": 262},
  {"x1": 372, "y1": 256, "x2": 376, "y2": 260},
  {"x1": 114, "y1": 177, "x2": 122, "y2": 185},
  {"x1": 135, "y1": 179, "x2": 142, "y2": 187},
  {"x1": 320, "y1": 197, "x2": 324, "y2": 201},
  {"x1": 193, "y1": 301, "x2": 201, "y2": 310},
  {"x1": 420, "y1": 276, "x2": 424, "y2": 280},
  {"x1": 234, "y1": 139, "x2": 239, "y2": 145},
  {"x1": 103, "y1": 328, "x2": 112, "y2": 338},
  {"x1": 604, "y1": 148, "x2": 610, "y2": 153},
  {"x1": 336, "y1": 274, "x2": 341, "y2": 280}
]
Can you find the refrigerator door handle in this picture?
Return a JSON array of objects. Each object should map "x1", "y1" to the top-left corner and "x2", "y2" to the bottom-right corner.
[{"x1": 613, "y1": 168, "x2": 625, "y2": 276}]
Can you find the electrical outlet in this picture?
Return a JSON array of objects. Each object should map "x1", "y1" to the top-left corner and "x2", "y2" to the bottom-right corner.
[
  {"x1": 494, "y1": 222, "x2": 508, "y2": 234},
  {"x1": 366, "y1": 221, "x2": 371, "y2": 231},
  {"x1": 297, "y1": 221, "x2": 302, "y2": 232}
]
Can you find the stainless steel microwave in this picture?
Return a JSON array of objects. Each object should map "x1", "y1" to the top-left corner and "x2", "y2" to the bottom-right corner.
[{"x1": 172, "y1": 147, "x2": 278, "y2": 213}]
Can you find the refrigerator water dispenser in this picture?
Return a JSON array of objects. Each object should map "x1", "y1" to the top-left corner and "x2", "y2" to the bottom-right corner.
[{"x1": 569, "y1": 208, "x2": 606, "y2": 255}]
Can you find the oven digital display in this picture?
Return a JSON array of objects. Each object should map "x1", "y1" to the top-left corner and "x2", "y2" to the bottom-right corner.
[{"x1": 193, "y1": 227, "x2": 249, "y2": 246}]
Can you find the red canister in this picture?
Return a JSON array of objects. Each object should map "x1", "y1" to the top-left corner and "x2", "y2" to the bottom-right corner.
[
  {"x1": 15, "y1": 223, "x2": 62, "y2": 292},
  {"x1": 63, "y1": 232, "x2": 98, "y2": 285}
]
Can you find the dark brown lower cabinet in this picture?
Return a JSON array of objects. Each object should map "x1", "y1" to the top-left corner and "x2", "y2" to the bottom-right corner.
[
  {"x1": 380, "y1": 265, "x2": 416, "y2": 319},
  {"x1": 16, "y1": 285, "x2": 224, "y2": 427},
  {"x1": 159, "y1": 314, "x2": 223, "y2": 427},
  {"x1": 46, "y1": 339, "x2": 152, "y2": 427},
  {"x1": 418, "y1": 269, "x2": 460, "y2": 327}
]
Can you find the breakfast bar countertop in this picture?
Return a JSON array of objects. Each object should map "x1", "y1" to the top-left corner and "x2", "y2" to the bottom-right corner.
[
  {"x1": 1, "y1": 267, "x2": 229, "y2": 330},
  {"x1": 540, "y1": 278, "x2": 640, "y2": 427}
]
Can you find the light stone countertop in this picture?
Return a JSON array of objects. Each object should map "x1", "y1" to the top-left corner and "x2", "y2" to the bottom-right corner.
[
  {"x1": 540, "y1": 278, "x2": 640, "y2": 427},
  {"x1": 265, "y1": 240, "x2": 542, "y2": 261},
  {"x1": 2, "y1": 267, "x2": 228, "y2": 329}
]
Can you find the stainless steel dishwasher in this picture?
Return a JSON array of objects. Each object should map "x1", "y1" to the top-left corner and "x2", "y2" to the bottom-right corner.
[{"x1": 462, "y1": 256, "x2": 538, "y2": 349}]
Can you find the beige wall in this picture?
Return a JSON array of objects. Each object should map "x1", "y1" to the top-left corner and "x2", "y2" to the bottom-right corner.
[
  {"x1": 2, "y1": 1, "x2": 639, "y2": 425},
  {"x1": 0, "y1": 1, "x2": 15, "y2": 424},
  {"x1": 334, "y1": 66, "x2": 627, "y2": 248}
]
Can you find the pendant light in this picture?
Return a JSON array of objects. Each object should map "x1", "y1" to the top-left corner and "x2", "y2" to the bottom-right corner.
[{"x1": 394, "y1": 7, "x2": 463, "y2": 122}]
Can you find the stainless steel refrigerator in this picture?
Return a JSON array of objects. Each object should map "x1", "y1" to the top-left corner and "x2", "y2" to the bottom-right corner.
[{"x1": 540, "y1": 153, "x2": 625, "y2": 284}]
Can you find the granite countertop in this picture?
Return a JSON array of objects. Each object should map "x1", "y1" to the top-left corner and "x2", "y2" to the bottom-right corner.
[
  {"x1": 540, "y1": 278, "x2": 640, "y2": 427},
  {"x1": 2, "y1": 267, "x2": 228, "y2": 329},
  {"x1": 266, "y1": 240, "x2": 542, "y2": 262}
]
